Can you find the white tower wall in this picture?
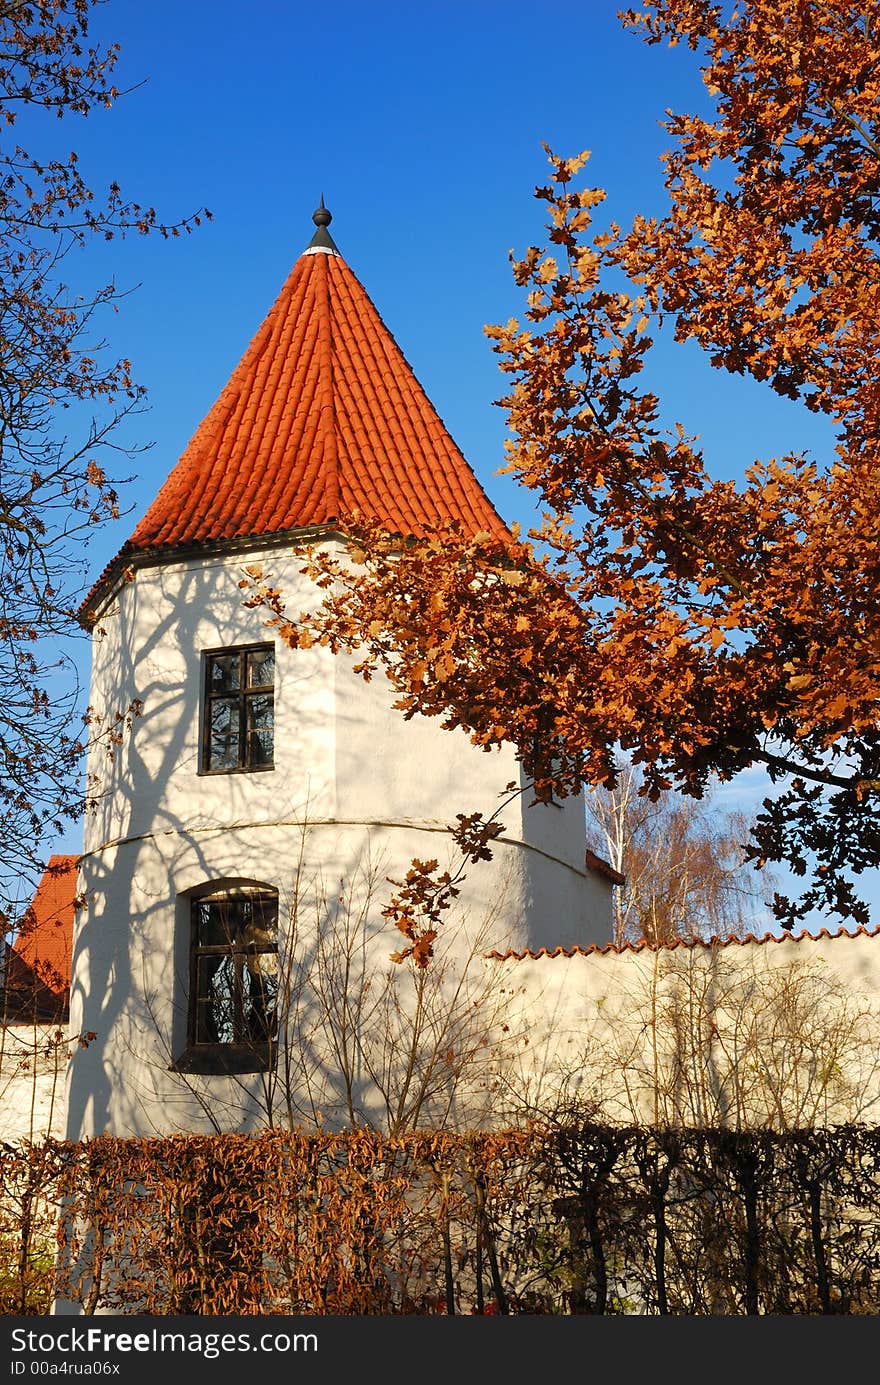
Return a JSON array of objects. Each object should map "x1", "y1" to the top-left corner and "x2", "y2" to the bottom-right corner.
[{"x1": 67, "y1": 539, "x2": 610, "y2": 1138}]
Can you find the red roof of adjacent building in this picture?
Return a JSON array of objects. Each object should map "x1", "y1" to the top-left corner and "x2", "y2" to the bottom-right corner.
[
  {"x1": 3, "y1": 855, "x2": 77, "y2": 1019},
  {"x1": 84, "y1": 208, "x2": 508, "y2": 614}
]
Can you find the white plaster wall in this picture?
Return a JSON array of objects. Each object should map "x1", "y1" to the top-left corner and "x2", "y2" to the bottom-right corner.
[
  {"x1": 70, "y1": 540, "x2": 606, "y2": 1138},
  {"x1": 64, "y1": 910, "x2": 880, "y2": 1140},
  {"x1": 492, "y1": 931, "x2": 880, "y2": 1129},
  {"x1": 85, "y1": 547, "x2": 338, "y2": 849},
  {"x1": 0, "y1": 1023, "x2": 69, "y2": 1143},
  {"x1": 84, "y1": 541, "x2": 600, "y2": 942}
]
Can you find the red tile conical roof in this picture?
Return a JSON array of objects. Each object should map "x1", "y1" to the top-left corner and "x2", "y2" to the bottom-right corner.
[{"x1": 86, "y1": 217, "x2": 508, "y2": 613}]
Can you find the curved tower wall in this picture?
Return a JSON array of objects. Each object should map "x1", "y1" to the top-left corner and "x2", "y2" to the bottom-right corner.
[{"x1": 67, "y1": 540, "x2": 609, "y2": 1138}]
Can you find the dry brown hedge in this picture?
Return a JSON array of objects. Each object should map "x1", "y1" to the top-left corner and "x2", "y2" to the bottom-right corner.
[{"x1": 3, "y1": 1123, "x2": 879, "y2": 1315}]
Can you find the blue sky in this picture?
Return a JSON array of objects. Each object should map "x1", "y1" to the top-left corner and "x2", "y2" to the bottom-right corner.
[{"x1": 30, "y1": 1, "x2": 873, "y2": 929}]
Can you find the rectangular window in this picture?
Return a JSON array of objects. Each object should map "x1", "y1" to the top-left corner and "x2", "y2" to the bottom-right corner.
[
  {"x1": 202, "y1": 643, "x2": 275, "y2": 773},
  {"x1": 180, "y1": 888, "x2": 279, "y2": 1074}
]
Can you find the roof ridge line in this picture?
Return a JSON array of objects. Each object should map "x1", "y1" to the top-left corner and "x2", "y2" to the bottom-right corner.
[{"x1": 315, "y1": 254, "x2": 339, "y2": 518}]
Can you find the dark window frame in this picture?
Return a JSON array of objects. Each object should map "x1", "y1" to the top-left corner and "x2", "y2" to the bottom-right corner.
[
  {"x1": 200, "y1": 642, "x2": 275, "y2": 775},
  {"x1": 173, "y1": 886, "x2": 279, "y2": 1076}
]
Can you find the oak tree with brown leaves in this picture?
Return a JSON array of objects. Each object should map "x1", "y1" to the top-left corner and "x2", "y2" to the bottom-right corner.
[
  {"x1": 0, "y1": 1, "x2": 207, "y2": 920},
  {"x1": 247, "y1": 0, "x2": 880, "y2": 929}
]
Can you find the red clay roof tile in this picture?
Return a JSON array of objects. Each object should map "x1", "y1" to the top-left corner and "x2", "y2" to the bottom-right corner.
[
  {"x1": 585, "y1": 849, "x2": 626, "y2": 886},
  {"x1": 86, "y1": 235, "x2": 508, "y2": 612}
]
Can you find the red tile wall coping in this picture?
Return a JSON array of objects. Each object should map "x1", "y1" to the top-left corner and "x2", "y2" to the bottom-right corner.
[{"x1": 486, "y1": 923, "x2": 880, "y2": 962}]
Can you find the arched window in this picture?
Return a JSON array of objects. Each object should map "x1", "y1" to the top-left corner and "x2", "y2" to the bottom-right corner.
[{"x1": 176, "y1": 884, "x2": 278, "y2": 1074}]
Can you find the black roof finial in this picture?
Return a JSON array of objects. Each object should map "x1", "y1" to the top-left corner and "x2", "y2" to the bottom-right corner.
[{"x1": 306, "y1": 195, "x2": 340, "y2": 254}]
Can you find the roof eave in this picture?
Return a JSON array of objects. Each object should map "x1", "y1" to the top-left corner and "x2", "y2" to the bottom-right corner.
[{"x1": 79, "y1": 523, "x2": 354, "y2": 625}]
